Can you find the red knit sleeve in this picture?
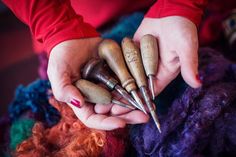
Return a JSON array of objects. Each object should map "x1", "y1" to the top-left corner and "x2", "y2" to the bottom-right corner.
[
  {"x1": 2, "y1": 0, "x2": 100, "y2": 54},
  {"x1": 145, "y1": 0, "x2": 208, "y2": 26}
]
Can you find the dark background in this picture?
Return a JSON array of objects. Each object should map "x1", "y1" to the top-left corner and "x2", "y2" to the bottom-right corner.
[{"x1": 0, "y1": 2, "x2": 38, "y2": 116}]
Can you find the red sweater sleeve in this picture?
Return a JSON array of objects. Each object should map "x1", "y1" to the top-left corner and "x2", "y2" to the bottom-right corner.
[
  {"x1": 146, "y1": 0, "x2": 208, "y2": 26},
  {"x1": 2, "y1": 0, "x2": 100, "y2": 54}
]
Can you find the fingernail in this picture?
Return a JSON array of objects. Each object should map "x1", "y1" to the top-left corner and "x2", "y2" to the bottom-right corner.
[
  {"x1": 70, "y1": 99, "x2": 81, "y2": 108},
  {"x1": 196, "y1": 74, "x2": 202, "y2": 84}
]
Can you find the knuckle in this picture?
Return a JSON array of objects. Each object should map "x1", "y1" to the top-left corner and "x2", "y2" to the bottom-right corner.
[
  {"x1": 83, "y1": 122, "x2": 92, "y2": 128},
  {"x1": 177, "y1": 33, "x2": 198, "y2": 51},
  {"x1": 46, "y1": 67, "x2": 54, "y2": 80},
  {"x1": 53, "y1": 90, "x2": 65, "y2": 102},
  {"x1": 164, "y1": 63, "x2": 180, "y2": 74},
  {"x1": 46, "y1": 68, "x2": 50, "y2": 77}
]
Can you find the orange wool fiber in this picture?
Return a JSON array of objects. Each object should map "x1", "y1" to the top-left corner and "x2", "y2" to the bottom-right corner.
[{"x1": 15, "y1": 98, "x2": 106, "y2": 157}]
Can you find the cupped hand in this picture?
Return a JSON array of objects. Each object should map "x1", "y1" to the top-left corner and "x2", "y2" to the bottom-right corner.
[
  {"x1": 47, "y1": 37, "x2": 149, "y2": 130},
  {"x1": 134, "y1": 16, "x2": 202, "y2": 96}
]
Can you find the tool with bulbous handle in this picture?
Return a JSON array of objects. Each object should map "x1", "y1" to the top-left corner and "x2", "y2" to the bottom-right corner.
[
  {"x1": 75, "y1": 79, "x2": 135, "y2": 109},
  {"x1": 121, "y1": 37, "x2": 161, "y2": 133},
  {"x1": 98, "y1": 39, "x2": 146, "y2": 114},
  {"x1": 82, "y1": 58, "x2": 140, "y2": 110},
  {"x1": 140, "y1": 34, "x2": 159, "y2": 100}
]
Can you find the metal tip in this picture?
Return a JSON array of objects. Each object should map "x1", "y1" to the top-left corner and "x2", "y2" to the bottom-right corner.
[
  {"x1": 114, "y1": 85, "x2": 142, "y2": 110},
  {"x1": 112, "y1": 99, "x2": 136, "y2": 110},
  {"x1": 140, "y1": 86, "x2": 161, "y2": 133},
  {"x1": 150, "y1": 110, "x2": 161, "y2": 133},
  {"x1": 157, "y1": 123, "x2": 162, "y2": 133},
  {"x1": 149, "y1": 75, "x2": 155, "y2": 100},
  {"x1": 131, "y1": 91, "x2": 147, "y2": 114}
]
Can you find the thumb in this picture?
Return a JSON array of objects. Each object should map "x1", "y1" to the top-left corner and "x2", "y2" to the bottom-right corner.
[
  {"x1": 50, "y1": 72, "x2": 85, "y2": 108},
  {"x1": 179, "y1": 48, "x2": 202, "y2": 88}
]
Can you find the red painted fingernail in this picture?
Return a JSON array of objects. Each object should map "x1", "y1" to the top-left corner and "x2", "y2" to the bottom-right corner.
[
  {"x1": 196, "y1": 74, "x2": 202, "y2": 83},
  {"x1": 70, "y1": 99, "x2": 81, "y2": 108}
]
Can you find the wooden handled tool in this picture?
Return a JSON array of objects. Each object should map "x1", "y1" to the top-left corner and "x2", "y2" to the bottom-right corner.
[
  {"x1": 140, "y1": 34, "x2": 159, "y2": 100},
  {"x1": 122, "y1": 37, "x2": 161, "y2": 133},
  {"x1": 82, "y1": 58, "x2": 140, "y2": 110},
  {"x1": 121, "y1": 38, "x2": 147, "y2": 88},
  {"x1": 99, "y1": 39, "x2": 136, "y2": 92},
  {"x1": 75, "y1": 79, "x2": 135, "y2": 109},
  {"x1": 98, "y1": 39, "x2": 146, "y2": 113}
]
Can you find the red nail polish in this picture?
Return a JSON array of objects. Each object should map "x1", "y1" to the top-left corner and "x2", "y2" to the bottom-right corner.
[
  {"x1": 70, "y1": 99, "x2": 81, "y2": 108},
  {"x1": 196, "y1": 74, "x2": 202, "y2": 83}
]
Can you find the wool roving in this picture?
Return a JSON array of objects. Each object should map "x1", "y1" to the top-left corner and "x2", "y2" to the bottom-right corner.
[{"x1": 130, "y1": 48, "x2": 236, "y2": 157}]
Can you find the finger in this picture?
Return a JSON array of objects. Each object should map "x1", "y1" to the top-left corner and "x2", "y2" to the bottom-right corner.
[
  {"x1": 94, "y1": 89, "x2": 128, "y2": 114},
  {"x1": 67, "y1": 102, "x2": 126, "y2": 130},
  {"x1": 94, "y1": 103, "x2": 113, "y2": 114},
  {"x1": 154, "y1": 61, "x2": 180, "y2": 95},
  {"x1": 117, "y1": 110, "x2": 149, "y2": 124},
  {"x1": 95, "y1": 99, "x2": 133, "y2": 115},
  {"x1": 178, "y1": 47, "x2": 202, "y2": 88},
  {"x1": 110, "y1": 103, "x2": 133, "y2": 115},
  {"x1": 133, "y1": 27, "x2": 143, "y2": 43},
  {"x1": 49, "y1": 71, "x2": 85, "y2": 108},
  {"x1": 133, "y1": 20, "x2": 151, "y2": 43}
]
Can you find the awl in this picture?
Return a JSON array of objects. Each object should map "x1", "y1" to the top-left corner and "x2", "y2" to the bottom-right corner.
[
  {"x1": 82, "y1": 58, "x2": 141, "y2": 110},
  {"x1": 140, "y1": 34, "x2": 159, "y2": 100},
  {"x1": 98, "y1": 39, "x2": 146, "y2": 114},
  {"x1": 121, "y1": 37, "x2": 161, "y2": 133},
  {"x1": 75, "y1": 79, "x2": 135, "y2": 110}
]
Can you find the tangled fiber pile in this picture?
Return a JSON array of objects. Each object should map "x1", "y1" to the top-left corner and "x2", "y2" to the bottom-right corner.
[
  {"x1": 130, "y1": 48, "x2": 236, "y2": 157},
  {"x1": 10, "y1": 118, "x2": 35, "y2": 150},
  {"x1": 14, "y1": 98, "x2": 128, "y2": 157},
  {"x1": 15, "y1": 98, "x2": 106, "y2": 157},
  {"x1": 8, "y1": 79, "x2": 60, "y2": 127}
]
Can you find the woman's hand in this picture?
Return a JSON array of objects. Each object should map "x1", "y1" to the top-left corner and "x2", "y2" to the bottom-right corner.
[
  {"x1": 134, "y1": 16, "x2": 202, "y2": 95},
  {"x1": 47, "y1": 37, "x2": 149, "y2": 130}
]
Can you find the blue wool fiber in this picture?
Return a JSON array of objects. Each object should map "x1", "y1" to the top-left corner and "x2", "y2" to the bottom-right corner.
[
  {"x1": 102, "y1": 12, "x2": 144, "y2": 43},
  {"x1": 8, "y1": 79, "x2": 60, "y2": 127}
]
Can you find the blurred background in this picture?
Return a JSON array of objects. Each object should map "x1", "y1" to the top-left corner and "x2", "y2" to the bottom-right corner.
[{"x1": 0, "y1": 2, "x2": 38, "y2": 116}]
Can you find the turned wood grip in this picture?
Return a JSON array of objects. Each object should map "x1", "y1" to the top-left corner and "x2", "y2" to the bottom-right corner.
[
  {"x1": 82, "y1": 58, "x2": 118, "y2": 90},
  {"x1": 98, "y1": 39, "x2": 136, "y2": 92},
  {"x1": 121, "y1": 37, "x2": 147, "y2": 88},
  {"x1": 140, "y1": 34, "x2": 159, "y2": 76},
  {"x1": 75, "y1": 79, "x2": 111, "y2": 104}
]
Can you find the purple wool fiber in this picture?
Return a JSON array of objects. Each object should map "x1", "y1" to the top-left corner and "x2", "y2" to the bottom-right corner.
[
  {"x1": 161, "y1": 83, "x2": 236, "y2": 157},
  {"x1": 143, "y1": 87, "x2": 202, "y2": 155},
  {"x1": 198, "y1": 48, "x2": 232, "y2": 85},
  {"x1": 131, "y1": 48, "x2": 236, "y2": 157},
  {"x1": 209, "y1": 108, "x2": 236, "y2": 156}
]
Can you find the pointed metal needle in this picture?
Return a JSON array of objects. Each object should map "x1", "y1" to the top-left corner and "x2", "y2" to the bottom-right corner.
[
  {"x1": 149, "y1": 75, "x2": 155, "y2": 100},
  {"x1": 150, "y1": 110, "x2": 161, "y2": 133},
  {"x1": 131, "y1": 90, "x2": 147, "y2": 114},
  {"x1": 114, "y1": 85, "x2": 143, "y2": 111},
  {"x1": 140, "y1": 86, "x2": 161, "y2": 133},
  {"x1": 112, "y1": 99, "x2": 136, "y2": 110}
]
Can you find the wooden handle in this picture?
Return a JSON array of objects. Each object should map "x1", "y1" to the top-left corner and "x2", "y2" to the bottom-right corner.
[
  {"x1": 82, "y1": 58, "x2": 118, "y2": 90},
  {"x1": 75, "y1": 79, "x2": 111, "y2": 104},
  {"x1": 140, "y1": 34, "x2": 159, "y2": 76},
  {"x1": 98, "y1": 39, "x2": 136, "y2": 92},
  {"x1": 121, "y1": 37, "x2": 147, "y2": 88}
]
